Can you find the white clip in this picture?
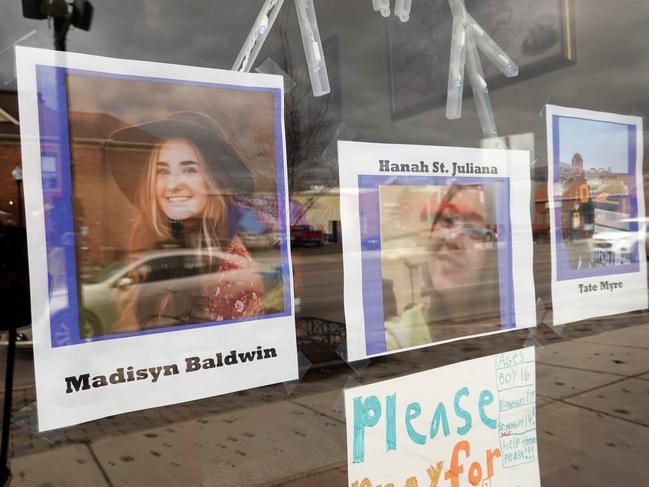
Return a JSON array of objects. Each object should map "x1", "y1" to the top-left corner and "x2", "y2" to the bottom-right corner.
[
  {"x1": 394, "y1": 0, "x2": 412, "y2": 22},
  {"x1": 295, "y1": 0, "x2": 330, "y2": 96},
  {"x1": 372, "y1": 0, "x2": 391, "y2": 18},
  {"x1": 445, "y1": 0, "x2": 519, "y2": 136},
  {"x1": 232, "y1": 0, "x2": 286, "y2": 73}
]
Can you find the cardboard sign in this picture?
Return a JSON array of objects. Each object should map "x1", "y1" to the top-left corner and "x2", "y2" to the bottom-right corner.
[
  {"x1": 545, "y1": 105, "x2": 647, "y2": 325},
  {"x1": 16, "y1": 47, "x2": 297, "y2": 430},
  {"x1": 345, "y1": 348, "x2": 540, "y2": 487},
  {"x1": 338, "y1": 141, "x2": 536, "y2": 361}
]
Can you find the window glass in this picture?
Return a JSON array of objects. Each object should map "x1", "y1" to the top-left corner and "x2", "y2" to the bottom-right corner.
[{"x1": 0, "y1": 1, "x2": 648, "y2": 486}]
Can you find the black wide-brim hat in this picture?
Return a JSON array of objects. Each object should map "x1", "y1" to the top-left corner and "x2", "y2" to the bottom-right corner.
[{"x1": 104, "y1": 111, "x2": 254, "y2": 204}]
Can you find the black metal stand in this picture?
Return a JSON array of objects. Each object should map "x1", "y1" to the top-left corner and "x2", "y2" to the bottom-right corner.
[
  {"x1": 0, "y1": 326, "x2": 17, "y2": 486},
  {"x1": 53, "y1": 16, "x2": 71, "y2": 51}
]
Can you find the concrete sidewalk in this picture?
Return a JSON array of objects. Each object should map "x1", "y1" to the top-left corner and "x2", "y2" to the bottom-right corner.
[{"x1": 5, "y1": 322, "x2": 649, "y2": 486}]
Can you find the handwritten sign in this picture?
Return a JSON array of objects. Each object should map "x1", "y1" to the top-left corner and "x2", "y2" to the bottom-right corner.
[
  {"x1": 495, "y1": 352, "x2": 537, "y2": 468},
  {"x1": 344, "y1": 348, "x2": 540, "y2": 487}
]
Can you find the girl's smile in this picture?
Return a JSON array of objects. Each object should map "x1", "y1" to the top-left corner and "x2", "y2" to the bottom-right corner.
[{"x1": 155, "y1": 138, "x2": 210, "y2": 220}]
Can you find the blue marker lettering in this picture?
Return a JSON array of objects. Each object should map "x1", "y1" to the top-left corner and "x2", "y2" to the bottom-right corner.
[
  {"x1": 454, "y1": 387, "x2": 472, "y2": 436},
  {"x1": 478, "y1": 389, "x2": 497, "y2": 429},
  {"x1": 386, "y1": 393, "x2": 397, "y2": 452},
  {"x1": 405, "y1": 402, "x2": 426, "y2": 445},
  {"x1": 352, "y1": 395, "x2": 381, "y2": 463},
  {"x1": 429, "y1": 402, "x2": 450, "y2": 439}
]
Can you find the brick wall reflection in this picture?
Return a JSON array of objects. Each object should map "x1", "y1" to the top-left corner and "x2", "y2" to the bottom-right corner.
[{"x1": 69, "y1": 111, "x2": 133, "y2": 267}]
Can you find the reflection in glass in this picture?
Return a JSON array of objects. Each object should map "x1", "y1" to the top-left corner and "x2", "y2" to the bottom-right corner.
[
  {"x1": 557, "y1": 117, "x2": 634, "y2": 271},
  {"x1": 379, "y1": 184, "x2": 501, "y2": 350},
  {"x1": 64, "y1": 73, "x2": 287, "y2": 339}
]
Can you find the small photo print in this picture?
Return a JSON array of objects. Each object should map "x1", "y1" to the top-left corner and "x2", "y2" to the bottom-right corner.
[
  {"x1": 546, "y1": 105, "x2": 647, "y2": 326},
  {"x1": 17, "y1": 48, "x2": 298, "y2": 431},
  {"x1": 556, "y1": 117, "x2": 638, "y2": 273},
  {"x1": 379, "y1": 183, "x2": 501, "y2": 351},
  {"x1": 338, "y1": 141, "x2": 537, "y2": 361},
  {"x1": 38, "y1": 67, "x2": 291, "y2": 345}
]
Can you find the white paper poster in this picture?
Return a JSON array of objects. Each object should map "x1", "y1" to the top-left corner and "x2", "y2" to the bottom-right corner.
[
  {"x1": 545, "y1": 105, "x2": 647, "y2": 325},
  {"x1": 345, "y1": 348, "x2": 540, "y2": 487},
  {"x1": 339, "y1": 141, "x2": 536, "y2": 361},
  {"x1": 16, "y1": 47, "x2": 297, "y2": 431}
]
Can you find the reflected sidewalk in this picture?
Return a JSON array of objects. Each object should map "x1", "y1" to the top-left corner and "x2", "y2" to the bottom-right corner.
[{"x1": 5, "y1": 318, "x2": 649, "y2": 486}]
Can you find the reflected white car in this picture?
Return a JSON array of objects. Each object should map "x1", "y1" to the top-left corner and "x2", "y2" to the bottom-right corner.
[
  {"x1": 79, "y1": 248, "x2": 282, "y2": 336},
  {"x1": 591, "y1": 230, "x2": 633, "y2": 266}
]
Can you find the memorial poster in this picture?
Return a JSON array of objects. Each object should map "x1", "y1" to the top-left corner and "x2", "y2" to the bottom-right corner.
[
  {"x1": 16, "y1": 47, "x2": 297, "y2": 431},
  {"x1": 546, "y1": 105, "x2": 647, "y2": 325},
  {"x1": 345, "y1": 348, "x2": 540, "y2": 487},
  {"x1": 339, "y1": 141, "x2": 536, "y2": 361}
]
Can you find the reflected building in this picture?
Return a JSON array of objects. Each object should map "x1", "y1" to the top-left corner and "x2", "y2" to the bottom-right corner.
[{"x1": 0, "y1": 91, "x2": 21, "y2": 226}]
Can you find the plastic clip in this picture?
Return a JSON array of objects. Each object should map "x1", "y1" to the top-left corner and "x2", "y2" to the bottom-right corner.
[
  {"x1": 446, "y1": 11, "x2": 467, "y2": 120},
  {"x1": 465, "y1": 33, "x2": 497, "y2": 136},
  {"x1": 445, "y1": 0, "x2": 519, "y2": 136},
  {"x1": 394, "y1": 0, "x2": 412, "y2": 22},
  {"x1": 372, "y1": 0, "x2": 391, "y2": 17},
  {"x1": 232, "y1": 0, "x2": 286, "y2": 73},
  {"x1": 466, "y1": 14, "x2": 518, "y2": 78},
  {"x1": 295, "y1": 0, "x2": 331, "y2": 96}
]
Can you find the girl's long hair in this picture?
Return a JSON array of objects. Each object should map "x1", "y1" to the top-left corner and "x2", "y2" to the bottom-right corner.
[{"x1": 118, "y1": 138, "x2": 229, "y2": 330}]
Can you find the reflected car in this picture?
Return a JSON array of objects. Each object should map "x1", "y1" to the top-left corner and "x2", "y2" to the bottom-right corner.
[
  {"x1": 620, "y1": 217, "x2": 649, "y2": 259},
  {"x1": 461, "y1": 222, "x2": 496, "y2": 242},
  {"x1": 239, "y1": 229, "x2": 281, "y2": 249},
  {"x1": 591, "y1": 230, "x2": 633, "y2": 266},
  {"x1": 290, "y1": 225, "x2": 324, "y2": 246},
  {"x1": 79, "y1": 249, "x2": 282, "y2": 336}
]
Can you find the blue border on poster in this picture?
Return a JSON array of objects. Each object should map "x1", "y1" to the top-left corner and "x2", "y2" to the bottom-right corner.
[
  {"x1": 357, "y1": 175, "x2": 515, "y2": 356},
  {"x1": 36, "y1": 65, "x2": 292, "y2": 348},
  {"x1": 552, "y1": 115, "x2": 640, "y2": 281}
]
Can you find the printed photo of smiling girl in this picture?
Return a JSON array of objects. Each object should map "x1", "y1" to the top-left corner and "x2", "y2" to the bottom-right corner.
[{"x1": 104, "y1": 111, "x2": 264, "y2": 334}]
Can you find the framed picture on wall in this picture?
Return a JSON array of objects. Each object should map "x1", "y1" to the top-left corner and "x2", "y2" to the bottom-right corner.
[{"x1": 389, "y1": 0, "x2": 576, "y2": 120}]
